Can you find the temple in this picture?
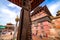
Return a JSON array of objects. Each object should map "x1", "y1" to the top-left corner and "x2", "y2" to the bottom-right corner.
[
  {"x1": 31, "y1": 5, "x2": 53, "y2": 39},
  {"x1": 49, "y1": 10, "x2": 60, "y2": 38},
  {"x1": 51, "y1": 10, "x2": 60, "y2": 29}
]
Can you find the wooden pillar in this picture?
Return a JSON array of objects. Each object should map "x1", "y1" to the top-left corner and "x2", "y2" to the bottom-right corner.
[{"x1": 17, "y1": 0, "x2": 32, "y2": 40}]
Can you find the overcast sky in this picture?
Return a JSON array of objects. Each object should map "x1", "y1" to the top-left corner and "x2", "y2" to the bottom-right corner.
[{"x1": 0, "y1": 0, "x2": 60, "y2": 25}]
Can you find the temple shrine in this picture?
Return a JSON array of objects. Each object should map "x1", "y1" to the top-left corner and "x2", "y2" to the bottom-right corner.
[
  {"x1": 51, "y1": 10, "x2": 60, "y2": 29},
  {"x1": 31, "y1": 5, "x2": 53, "y2": 37},
  {"x1": 50, "y1": 10, "x2": 60, "y2": 37}
]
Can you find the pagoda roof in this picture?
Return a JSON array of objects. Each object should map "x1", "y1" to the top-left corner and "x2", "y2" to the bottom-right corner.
[
  {"x1": 42, "y1": 5, "x2": 52, "y2": 16},
  {"x1": 34, "y1": 16, "x2": 52, "y2": 22},
  {"x1": 50, "y1": 16, "x2": 60, "y2": 20},
  {"x1": 7, "y1": 23, "x2": 13, "y2": 25},
  {"x1": 31, "y1": 5, "x2": 52, "y2": 16},
  {"x1": 8, "y1": 0, "x2": 44, "y2": 11},
  {"x1": 30, "y1": 6, "x2": 42, "y2": 16}
]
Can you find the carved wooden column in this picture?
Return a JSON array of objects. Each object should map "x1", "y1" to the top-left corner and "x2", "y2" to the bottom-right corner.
[{"x1": 17, "y1": 0, "x2": 32, "y2": 40}]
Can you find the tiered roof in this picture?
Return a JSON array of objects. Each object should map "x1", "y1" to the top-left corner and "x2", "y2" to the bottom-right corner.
[{"x1": 31, "y1": 5, "x2": 52, "y2": 16}]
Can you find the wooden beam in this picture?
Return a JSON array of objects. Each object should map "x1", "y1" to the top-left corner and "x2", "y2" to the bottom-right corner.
[{"x1": 8, "y1": 0, "x2": 44, "y2": 11}]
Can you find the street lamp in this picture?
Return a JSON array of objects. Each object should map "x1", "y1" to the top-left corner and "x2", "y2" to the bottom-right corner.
[{"x1": 13, "y1": 15, "x2": 19, "y2": 40}]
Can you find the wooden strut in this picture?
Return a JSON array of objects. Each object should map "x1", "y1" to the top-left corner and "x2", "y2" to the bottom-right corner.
[{"x1": 17, "y1": 0, "x2": 32, "y2": 40}]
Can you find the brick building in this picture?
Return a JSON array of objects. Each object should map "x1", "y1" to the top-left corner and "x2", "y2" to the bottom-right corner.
[
  {"x1": 31, "y1": 5, "x2": 53, "y2": 37},
  {"x1": 51, "y1": 10, "x2": 60, "y2": 37}
]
